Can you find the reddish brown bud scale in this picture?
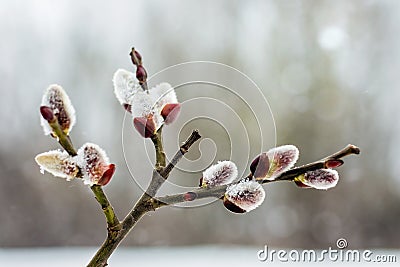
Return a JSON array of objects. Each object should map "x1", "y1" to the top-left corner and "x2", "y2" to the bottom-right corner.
[
  {"x1": 161, "y1": 103, "x2": 181, "y2": 124},
  {"x1": 123, "y1": 104, "x2": 132, "y2": 113},
  {"x1": 133, "y1": 116, "x2": 156, "y2": 138},
  {"x1": 134, "y1": 51, "x2": 142, "y2": 63},
  {"x1": 136, "y1": 65, "x2": 147, "y2": 83},
  {"x1": 325, "y1": 159, "x2": 344, "y2": 169},
  {"x1": 40, "y1": 106, "x2": 55, "y2": 122},
  {"x1": 98, "y1": 164, "x2": 116, "y2": 186},
  {"x1": 183, "y1": 192, "x2": 197, "y2": 201},
  {"x1": 250, "y1": 156, "x2": 259, "y2": 174},
  {"x1": 223, "y1": 197, "x2": 246, "y2": 214},
  {"x1": 129, "y1": 48, "x2": 142, "y2": 66},
  {"x1": 250, "y1": 153, "x2": 270, "y2": 179}
]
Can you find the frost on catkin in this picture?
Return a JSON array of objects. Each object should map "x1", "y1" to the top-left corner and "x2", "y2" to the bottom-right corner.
[
  {"x1": 201, "y1": 161, "x2": 238, "y2": 187},
  {"x1": 35, "y1": 150, "x2": 79, "y2": 181},
  {"x1": 40, "y1": 84, "x2": 76, "y2": 135},
  {"x1": 295, "y1": 169, "x2": 339, "y2": 190},
  {"x1": 223, "y1": 180, "x2": 266, "y2": 213},
  {"x1": 76, "y1": 143, "x2": 112, "y2": 186}
]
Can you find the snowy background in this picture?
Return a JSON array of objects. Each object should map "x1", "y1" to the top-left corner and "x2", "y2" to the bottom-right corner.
[{"x1": 1, "y1": 0, "x2": 400, "y2": 265}]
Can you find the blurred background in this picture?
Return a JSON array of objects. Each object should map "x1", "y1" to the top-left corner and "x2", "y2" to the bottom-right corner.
[{"x1": 1, "y1": 0, "x2": 400, "y2": 251}]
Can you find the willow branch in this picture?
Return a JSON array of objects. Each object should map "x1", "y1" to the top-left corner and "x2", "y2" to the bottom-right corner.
[
  {"x1": 151, "y1": 128, "x2": 166, "y2": 168},
  {"x1": 48, "y1": 120, "x2": 120, "y2": 230},
  {"x1": 153, "y1": 144, "x2": 360, "y2": 208},
  {"x1": 90, "y1": 185, "x2": 121, "y2": 230},
  {"x1": 87, "y1": 130, "x2": 201, "y2": 267}
]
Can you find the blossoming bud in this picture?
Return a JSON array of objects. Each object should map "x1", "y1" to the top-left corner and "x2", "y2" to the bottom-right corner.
[
  {"x1": 76, "y1": 143, "x2": 115, "y2": 186},
  {"x1": 35, "y1": 150, "x2": 79, "y2": 181},
  {"x1": 133, "y1": 116, "x2": 156, "y2": 138},
  {"x1": 40, "y1": 84, "x2": 76, "y2": 135},
  {"x1": 161, "y1": 103, "x2": 181, "y2": 124},
  {"x1": 294, "y1": 169, "x2": 339, "y2": 190},
  {"x1": 250, "y1": 152, "x2": 270, "y2": 179},
  {"x1": 223, "y1": 180, "x2": 266, "y2": 213},
  {"x1": 97, "y1": 164, "x2": 116, "y2": 186},
  {"x1": 265, "y1": 145, "x2": 299, "y2": 180},
  {"x1": 113, "y1": 69, "x2": 140, "y2": 109},
  {"x1": 201, "y1": 161, "x2": 238, "y2": 187}
]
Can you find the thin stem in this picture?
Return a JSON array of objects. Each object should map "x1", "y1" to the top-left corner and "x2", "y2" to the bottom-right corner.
[
  {"x1": 49, "y1": 120, "x2": 77, "y2": 156},
  {"x1": 91, "y1": 185, "x2": 121, "y2": 230},
  {"x1": 151, "y1": 128, "x2": 166, "y2": 168}
]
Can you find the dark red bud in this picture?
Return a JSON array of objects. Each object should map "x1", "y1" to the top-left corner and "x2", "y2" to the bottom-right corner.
[
  {"x1": 136, "y1": 65, "x2": 147, "y2": 83},
  {"x1": 161, "y1": 103, "x2": 181, "y2": 124},
  {"x1": 294, "y1": 180, "x2": 311, "y2": 188},
  {"x1": 98, "y1": 164, "x2": 116, "y2": 186},
  {"x1": 183, "y1": 192, "x2": 197, "y2": 201},
  {"x1": 123, "y1": 103, "x2": 132, "y2": 113},
  {"x1": 129, "y1": 48, "x2": 142, "y2": 66},
  {"x1": 133, "y1": 116, "x2": 156, "y2": 138},
  {"x1": 250, "y1": 153, "x2": 270, "y2": 179},
  {"x1": 223, "y1": 196, "x2": 246, "y2": 214},
  {"x1": 325, "y1": 159, "x2": 344, "y2": 169},
  {"x1": 40, "y1": 106, "x2": 55, "y2": 122}
]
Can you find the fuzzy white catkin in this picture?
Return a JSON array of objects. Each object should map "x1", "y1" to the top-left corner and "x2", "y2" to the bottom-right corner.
[
  {"x1": 202, "y1": 160, "x2": 238, "y2": 187},
  {"x1": 225, "y1": 180, "x2": 266, "y2": 212},
  {"x1": 112, "y1": 69, "x2": 179, "y2": 131},
  {"x1": 130, "y1": 91, "x2": 164, "y2": 130},
  {"x1": 113, "y1": 69, "x2": 140, "y2": 105},
  {"x1": 35, "y1": 150, "x2": 78, "y2": 181},
  {"x1": 76, "y1": 143, "x2": 110, "y2": 186},
  {"x1": 40, "y1": 84, "x2": 76, "y2": 135},
  {"x1": 130, "y1": 91, "x2": 153, "y2": 117},
  {"x1": 303, "y1": 169, "x2": 339, "y2": 190},
  {"x1": 150, "y1": 82, "x2": 178, "y2": 110}
]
